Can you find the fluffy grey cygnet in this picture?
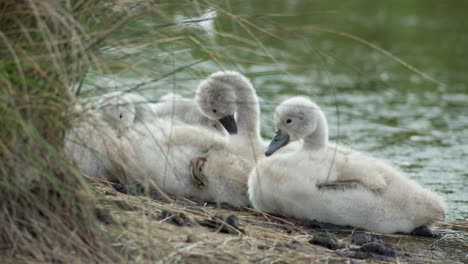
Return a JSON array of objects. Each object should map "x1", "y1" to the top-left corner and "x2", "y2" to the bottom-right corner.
[{"x1": 248, "y1": 96, "x2": 446, "y2": 233}]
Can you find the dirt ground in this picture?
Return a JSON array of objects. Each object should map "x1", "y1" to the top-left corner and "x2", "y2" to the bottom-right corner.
[{"x1": 93, "y1": 181, "x2": 467, "y2": 263}]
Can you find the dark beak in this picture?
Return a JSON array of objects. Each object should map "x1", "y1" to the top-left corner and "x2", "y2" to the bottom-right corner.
[
  {"x1": 218, "y1": 114, "x2": 237, "y2": 134},
  {"x1": 265, "y1": 129, "x2": 290, "y2": 156}
]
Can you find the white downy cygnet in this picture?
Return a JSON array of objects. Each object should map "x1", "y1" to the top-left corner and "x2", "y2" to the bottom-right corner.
[
  {"x1": 120, "y1": 118, "x2": 250, "y2": 207},
  {"x1": 173, "y1": 71, "x2": 267, "y2": 206},
  {"x1": 248, "y1": 96, "x2": 445, "y2": 233},
  {"x1": 63, "y1": 103, "x2": 129, "y2": 181},
  {"x1": 141, "y1": 70, "x2": 267, "y2": 207},
  {"x1": 96, "y1": 91, "x2": 164, "y2": 126},
  {"x1": 64, "y1": 90, "x2": 240, "y2": 205},
  {"x1": 64, "y1": 106, "x2": 238, "y2": 205},
  {"x1": 92, "y1": 91, "x2": 242, "y2": 204},
  {"x1": 64, "y1": 92, "x2": 153, "y2": 180}
]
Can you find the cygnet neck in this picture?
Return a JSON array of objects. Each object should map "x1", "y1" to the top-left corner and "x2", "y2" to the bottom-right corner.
[
  {"x1": 213, "y1": 72, "x2": 260, "y2": 140},
  {"x1": 302, "y1": 110, "x2": 329, "y2": 151}
]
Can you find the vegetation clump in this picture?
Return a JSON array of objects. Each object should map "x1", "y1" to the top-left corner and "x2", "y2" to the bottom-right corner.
[{"x1": 0, "y1": 1, "x2": 120, "y2": 262}]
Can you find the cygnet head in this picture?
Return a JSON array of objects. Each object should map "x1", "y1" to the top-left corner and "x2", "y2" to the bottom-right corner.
[
  {"x1": 265, "y1": 96, "x2": 327, "y2": 156},
  {"x1": 95, "y1": 92, "x2": 137, "y2": 130},
  {"x1": 196, "y1": 74, "x2": 238, "y2": 134}
]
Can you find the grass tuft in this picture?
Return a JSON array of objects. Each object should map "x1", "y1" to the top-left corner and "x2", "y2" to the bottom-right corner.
[{"x1": 0, "y1": 0, "x2": 120, "y2": 261}]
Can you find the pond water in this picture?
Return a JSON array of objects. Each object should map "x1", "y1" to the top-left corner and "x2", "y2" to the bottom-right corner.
[{"x1": 82, "y1": 1, "x2": 467, "y2": 220}]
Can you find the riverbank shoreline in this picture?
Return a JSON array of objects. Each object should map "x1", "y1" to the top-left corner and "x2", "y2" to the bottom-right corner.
[{"x1": 79, "y1": 181, "x2": 468, "y2": 263}]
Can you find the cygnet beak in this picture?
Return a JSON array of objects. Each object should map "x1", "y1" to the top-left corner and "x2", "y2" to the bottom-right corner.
[
  {"x1": 218, "y1": 114, "x2": 237, "y2": 134},
  {"x1": 265, "y1": 129, "x2": 290, "y2": 156}
]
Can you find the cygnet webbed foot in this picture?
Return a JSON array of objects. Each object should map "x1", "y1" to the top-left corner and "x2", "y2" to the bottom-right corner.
[{"x1": 190, "y1": 157, "x2": 208, "y2": 188}]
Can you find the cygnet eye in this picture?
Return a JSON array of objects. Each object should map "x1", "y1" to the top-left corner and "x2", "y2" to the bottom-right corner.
[
  {"x1": 213, "y1": 109, "x2": 217, "y2": 113},
  {"x1": 119, "y1": 113, "x2": 123, "y2": 119},
  {"x1": 286, "y1": 118, "x2": 292, "y2": 124}
]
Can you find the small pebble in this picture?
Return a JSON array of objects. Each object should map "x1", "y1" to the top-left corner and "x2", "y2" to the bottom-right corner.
[
  {"x1": 348, "y1": 251, "x2": 388, "y2": 261},
  {"x1": 410, "y1": 226, "x2": 441, "y2": 238},
  {"x1": 309, "y1": 231, "x2": 345, "y2": 250},
  {"x1": 360, "y1": 241, "x2": 396, "y2": 257},
  {"x1": 352, "y1": 233, "x2": 377, "y2": 246},
  {"x1": 350, "y1": 233, "x2": 397, "y2": 258},
  {"x1": 226, "y1": 214, "x2": 239, "y2": 229},
  {"x1": 161, "y1": 210, "x2": 191, "y2": 226}
]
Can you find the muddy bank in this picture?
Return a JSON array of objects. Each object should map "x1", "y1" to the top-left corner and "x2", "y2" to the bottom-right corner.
[{"x1": 94, "y1": 181, "x2": 467, "y2": 263}]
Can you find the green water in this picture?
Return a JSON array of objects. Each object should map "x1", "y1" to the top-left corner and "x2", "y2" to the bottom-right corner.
[{"x1": 84, "y1": 1, "x2": 467, "y2": 220}]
